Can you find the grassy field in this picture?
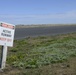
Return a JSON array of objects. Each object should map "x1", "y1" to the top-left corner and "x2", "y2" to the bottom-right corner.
[{"x1": 0, "y1": 33, "x2": 76, "y2": 75}]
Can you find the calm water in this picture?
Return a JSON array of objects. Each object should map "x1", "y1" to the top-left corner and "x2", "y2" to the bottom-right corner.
[{"x1": 15, "y1": 25, "x2": 76, "y2": 39}]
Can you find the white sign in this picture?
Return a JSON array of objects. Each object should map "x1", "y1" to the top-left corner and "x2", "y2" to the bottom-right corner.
[{"x1": 0, "y1": 22, "x2": 15, "y2": 47}]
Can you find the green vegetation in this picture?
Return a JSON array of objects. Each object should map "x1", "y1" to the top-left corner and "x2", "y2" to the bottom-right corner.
[
  {"x1": 7, "y1": 33, "x2": 76, "y2": 70},
  {"x1": 0, "y1": 33, "x2": 76, "y2": 75}
]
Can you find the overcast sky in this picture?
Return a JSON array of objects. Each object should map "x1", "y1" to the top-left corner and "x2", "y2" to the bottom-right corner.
[{"x1": 0, "y1": 0, "x2": 76, "y2": 25}]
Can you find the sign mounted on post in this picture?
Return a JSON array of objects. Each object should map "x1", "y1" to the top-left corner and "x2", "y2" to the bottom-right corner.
[
  {"x1": 0, "y1": 22, "x2": 15, "y2": 47},
  {"x1": 0, "y1": 22, "x2": 15, "y2": 69}
]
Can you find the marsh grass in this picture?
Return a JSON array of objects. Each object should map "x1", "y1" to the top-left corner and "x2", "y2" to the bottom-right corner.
[{"x1": 6, "y1": 33, "x2": 76, "y2": 69}]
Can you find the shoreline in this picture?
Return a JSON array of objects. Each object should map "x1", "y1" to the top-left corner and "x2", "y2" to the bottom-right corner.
[{"x1": 16, "y1": 24, "x2": 76, "y2": 28}]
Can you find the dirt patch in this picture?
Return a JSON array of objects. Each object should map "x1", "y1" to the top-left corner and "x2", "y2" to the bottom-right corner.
[{"x1": 24, "y1": 57, "x2": 76, "y2": 75}]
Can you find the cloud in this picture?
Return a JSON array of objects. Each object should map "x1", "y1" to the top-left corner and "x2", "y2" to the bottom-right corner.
[
  {"x1": 35, "y1": 11, "x2": 76, "y2": 19},
  {"x1": 0, "y1": 10, "x2": 76, "y2": 24},
  {"x1": 0, "y1": 10, "x2": 76, "y2": 19}
]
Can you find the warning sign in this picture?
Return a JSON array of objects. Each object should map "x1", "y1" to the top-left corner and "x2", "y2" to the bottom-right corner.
[{"x1": 0, "y1": 22, "x2": 15, "y2": 47}]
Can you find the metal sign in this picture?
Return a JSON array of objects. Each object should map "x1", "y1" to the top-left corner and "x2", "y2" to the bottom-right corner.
[
  {"x1": 0, "y1": 22, "x2": 15, "y2": 47},
  {"x1": 0, "y1": 22, "x2": 15, "y2": 69}
]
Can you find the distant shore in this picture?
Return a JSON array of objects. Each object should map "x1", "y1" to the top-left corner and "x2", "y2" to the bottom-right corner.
[{"x1": 16, "y1": 24, "x2": 76, "y2": 28}]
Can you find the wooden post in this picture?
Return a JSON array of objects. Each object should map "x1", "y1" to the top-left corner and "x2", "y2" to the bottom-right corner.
[{"x1": 0, "y1": 45, "x2": 7, "y2": 69}]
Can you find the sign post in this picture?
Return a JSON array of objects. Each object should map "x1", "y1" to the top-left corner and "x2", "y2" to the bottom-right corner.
[
  {"x1": 0, "y1": 45, "x2": 7, "y2": 69},
  {"x1": 0, "y1": 22, "x2": 15, "y2": 69}
]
